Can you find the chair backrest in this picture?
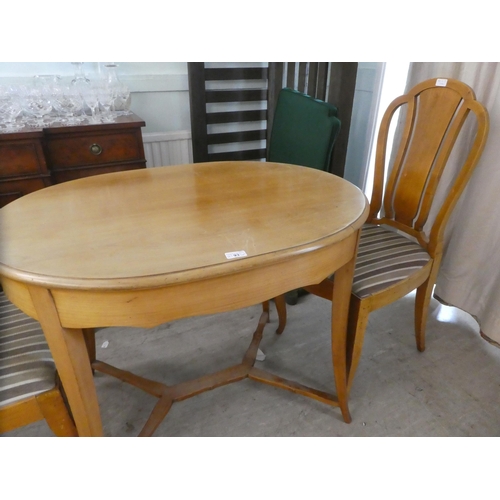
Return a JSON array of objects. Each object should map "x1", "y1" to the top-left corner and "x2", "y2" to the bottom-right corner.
[
  {"x1": 369, "y1": 77, "x2": 489, "y2": 255},
  {"x1": 267, "y1": 88, "x2": 341, "y2": 171}
]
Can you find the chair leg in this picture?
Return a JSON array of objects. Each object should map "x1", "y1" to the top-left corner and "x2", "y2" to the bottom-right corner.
[
  {"x1": 414, "y1": 276, "x2": 435, "y2": 353},
  {"x1": 273, "y1": 295, "x2": 287, "y2": 334},
  {"x1": 263, "y1": 297, "x2": 287, "y2": 334},
  {"x1": 261, "y1": 301, "x2": 271, "y2": 327},
  {"x1": 346, "y1": 297, "x2": 371, "y2": 395},
  {"x1": 37, "y1": 388, "x2": 78, "y2": 437}
]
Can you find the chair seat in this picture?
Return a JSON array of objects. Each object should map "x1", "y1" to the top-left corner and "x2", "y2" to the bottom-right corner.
[
  {"x1": 352, "y1": 225, "x2": 431, "y2": 299},
  {"x1": 0, "y1": 292, "x2": 56, "y2": 408}
]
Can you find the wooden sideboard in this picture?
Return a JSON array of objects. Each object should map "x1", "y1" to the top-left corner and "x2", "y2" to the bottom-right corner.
[{"x1": 0, "y1": 113, "x2": 146, "y2": 208}]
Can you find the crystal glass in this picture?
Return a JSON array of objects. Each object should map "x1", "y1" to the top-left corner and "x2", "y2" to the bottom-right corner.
[
  {"x1": 52, "y1": 85, "x2": 83, "y2": 125},
  {"x1": 0, "y1": 86, "x2": 24, "y2": 132},
  {"x1": 96, "y1": 82, "x2": 116, "y2": 122},
  {"x1": 115, "y1": 83, "x2": 131, "y2": 114},
  {"x1": 81, "y1": 86, "x2": 100, "y2": 123},
  {"x1": 34, "y1": 75, "x2": 61, "y2": 124},
  {"x1": 102, "y1": 63, "x2": 131, "y2": 114},
  {"x1": 63, "y1": 87, "x2": 86, "y2": 124},
  {"x1": 71, "y1": 62, "x2": 91, "y2": 88},
  {"x1": 22, "y1": 87, "x2": 53, "y2": 127},
  {"x1": 33, "y1": 74, "x2": 60, "y2": 91}
]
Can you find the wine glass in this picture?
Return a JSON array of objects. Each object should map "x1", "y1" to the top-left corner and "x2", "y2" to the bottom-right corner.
[
  {"x1": 81, "y1": 86, "x2": 100, "y2": 123},
  {"x1": 63, "y1": 88, "x2": 86, "y2": 125},
  {"x1": 49, "y1": 84, "x2": 84, "y2": 125},
  {"x1": 22, "y1": 88, "x2": 53, "y2": 127},
  {"x1": 115, "y1": 83, "x2": 131, "y2": 115},
  {"x1": 0, "y1": 87, "x2": 23, "y2": 132},
  {"x1": 96, "y1": 83, "x2": 116, "y2": 123},
  {"x1": 50, "y1": 82, "x2": 71, "y2": 123}
]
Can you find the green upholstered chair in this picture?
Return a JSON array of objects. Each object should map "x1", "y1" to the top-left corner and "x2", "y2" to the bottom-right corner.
[
  {"x1": 268, "y1": 88, "x2": 341, "y2": 305},
  {"x1": 268, "y1": 87, "x2": 341, "y2": 171}
]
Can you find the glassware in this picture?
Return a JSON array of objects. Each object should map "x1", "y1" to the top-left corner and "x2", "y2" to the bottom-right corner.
[
  {"x1": 96, "y1": 82, "x2": 115, "y2": 122},
  {"x1": 51, "y1": 85, "x2": 76, "y2": 124},
  {"x1": 33, "y1": 75, "x2": 61, "y2": 125},
  {"x1": 64, "y1": 88, "x2": 85, "y2": 125},
  {"x1": 71, "y1": 63, "x2": 91, "y2": 88},
  {"x1": 22, "y1": 87, "x2": 53, "y2": 127},
  {"x1": 0, "y1": 86, "x2": 23, "y2": 132},
  {"x1": 81, "y1": 86, "x2": 100, "y2": 123},
  {"x1": 33, "y1": 74, "x2": 60, "y2": 91},
  {"x1": 102, "y1": 63, "x2": 131, "y2": 114},
  {"x1": 116, "y1": 83, "x2": 131, "y2": 114}
]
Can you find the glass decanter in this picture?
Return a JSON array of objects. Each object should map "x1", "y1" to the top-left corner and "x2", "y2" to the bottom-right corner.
[
  {"x1": 71, "y1": 62, "x2": 91, "y2": 88},
  {"x1": 102, "y1": 63, "x2": 130, "y2": 113}
]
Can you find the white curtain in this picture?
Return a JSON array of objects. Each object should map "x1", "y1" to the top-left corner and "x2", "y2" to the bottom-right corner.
[{"x1": 406, "y1": 63, "x2": 500, "y2": 346}]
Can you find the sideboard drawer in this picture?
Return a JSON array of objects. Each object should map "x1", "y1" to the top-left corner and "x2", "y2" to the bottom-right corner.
[
  {"x1": 45, "y1": 128, "x2": 145, "y2": 168},
  {"x1": 0, "y1": 176, "x2": 50, "y2": 208},
  {"x1": 0, "y1": 136, "x2": 47, "y2": 177}
]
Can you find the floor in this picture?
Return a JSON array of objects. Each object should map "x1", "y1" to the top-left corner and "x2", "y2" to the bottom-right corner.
[{"x1": 4, "y1": 292, "x2": 500, "y2": 437}]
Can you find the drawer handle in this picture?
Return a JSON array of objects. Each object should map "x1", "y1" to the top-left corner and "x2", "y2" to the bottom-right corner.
[{"x1": 90, "y1": 143, "x2": 103, "y2": 155}]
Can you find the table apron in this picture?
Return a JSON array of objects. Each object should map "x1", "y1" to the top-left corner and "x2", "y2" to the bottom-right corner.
[{"x1": 1, "y1": 232, "x2": 358, "y2": 329}]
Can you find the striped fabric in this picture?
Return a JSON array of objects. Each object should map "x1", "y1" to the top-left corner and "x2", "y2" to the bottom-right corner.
[
  {"x1": 0, "y1": 291, "x2": 56, "y2": 408},
  {"x1": 352, "y1": 225, "x2": 431, "y2": 299}
]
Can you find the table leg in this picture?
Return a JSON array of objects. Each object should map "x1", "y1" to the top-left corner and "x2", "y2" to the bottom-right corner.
[
  {"x1": 330, "y1": 253, "x2": 357, "y2": 424},
  {"x1": 28, "y1": 286, "x2": 103, "y2": 437}
]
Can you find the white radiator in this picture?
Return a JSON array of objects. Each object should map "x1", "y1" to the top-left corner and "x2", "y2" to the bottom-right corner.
[{"x1": 142, "y1": 131, "x2": 193, "y2": 167}]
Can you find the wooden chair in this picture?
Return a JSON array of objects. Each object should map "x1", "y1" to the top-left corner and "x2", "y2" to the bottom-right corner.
[
  {"x1": 277, "y1": 77, "x2": 489, "y2": 392},
  {"x1": 0, "y1": 291, "x2": 77, "y2": 436}
]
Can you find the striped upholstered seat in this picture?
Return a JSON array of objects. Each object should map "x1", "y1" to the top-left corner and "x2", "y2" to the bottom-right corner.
[
  {"x1": 0, "y1": 291, "x2": 56, "y2": 408},
  {"x1": 352, "y1": 225, "x2": 431, "y2": 299}
]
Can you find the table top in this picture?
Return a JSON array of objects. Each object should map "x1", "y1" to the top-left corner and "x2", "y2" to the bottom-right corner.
[{"x1": 0, "y1": 161, "x2": 368, "y2": 291}]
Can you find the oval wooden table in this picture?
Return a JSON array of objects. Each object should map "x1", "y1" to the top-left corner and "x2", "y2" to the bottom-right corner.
[{"x1": 0, "y1": 161, "x2": 368, "y2": 436}]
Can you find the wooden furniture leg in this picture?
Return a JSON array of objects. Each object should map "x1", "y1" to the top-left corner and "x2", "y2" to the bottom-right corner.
[
  {"x1": 37, "y1": 387, "x2": 78, "y2": 437},
  {"x1": 82, "y1": 328, "x2": 96, "y2": 364},
  {"x1": 345, "y1": 297, "x2": 370, "y2": 394},
  {"x1": 28, "y1": 286, "x2": 103, "y2": 437},
  {"x1": 329, "y1": 254, "x2": 357, "y2": 424},
  {"x1": 273, "y1": 295, "x2": 287, "y2": 334}
]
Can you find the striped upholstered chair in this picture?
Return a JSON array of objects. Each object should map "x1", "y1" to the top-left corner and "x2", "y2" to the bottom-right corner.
[
  {"x1": 0, "y1": 291, "x2": 77, "y2": 436},
  {"x1": 279, "y1": 78, "x2": 489, "y2": 393}
]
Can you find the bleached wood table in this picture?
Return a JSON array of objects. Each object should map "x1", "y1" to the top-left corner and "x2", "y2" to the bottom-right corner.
[{"x1": 0, "y1": 161, "x2": 368, "y2": 436}]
